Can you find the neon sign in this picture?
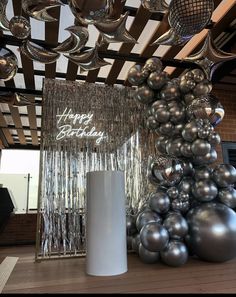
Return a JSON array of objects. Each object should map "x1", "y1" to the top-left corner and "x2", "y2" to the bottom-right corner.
[{"x1": 56, "y1": 107, "x2": 107, "y2": 144}]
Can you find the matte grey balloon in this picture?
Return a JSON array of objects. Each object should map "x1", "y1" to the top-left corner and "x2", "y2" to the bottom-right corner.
[
  {"x1": 138, "y1": 243, "x2": 160, "y2": 264},
  {"x1": 134, "y1": 84, "x2": 154, "y2": 104},
  {"x1": 163, "y1": 212, "x2": 188, "y2": 240},
  {"x1": 140, "y1": 222, "x2": 169, "y2": 252},
  {"x1": 218, "y1": 187, "x2": 236, "y2": 209},
  {"x1": 212, "y1": 164, "x2": 236, "y2": 187},
  {"x1": 192, "y1": 180, "x2": 218, "y2": 202},
  {"x1": 167, "y1": 187, "x2": 179, "y2": 200},
  {"x1": 126, "y1": 214, "x2": 137, "y2": 236},
  {"x1": 186, "y1": 202, "x2": 236, "y2": 262},
  {"x1": 149, "y1": 190, "x2": 170, "y2": 214},
  {"x1": 136, "y1": 210, "x2": 162, "y2": 231},
  {"x1": 191, "y1": 139, "x2": 211, "y2": 156},
  {"x1": 147, "y1": 71, "x2": 169, "y2": 90},
  {"x1": 127, "y1": 64, "x2": 147, "y2": 86},
  {"x1": 161, "y1": 240, "x2": 188, "y2": 267}
]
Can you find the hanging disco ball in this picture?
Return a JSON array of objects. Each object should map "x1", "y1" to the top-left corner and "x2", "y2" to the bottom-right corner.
[{"x1": 169, "y1": 0, "x2": 214, "y2": 37}]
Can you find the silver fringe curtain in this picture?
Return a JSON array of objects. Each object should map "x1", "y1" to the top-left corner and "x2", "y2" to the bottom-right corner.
[{"x1": 36, "y1": 79, "x2": 156, "y2": 260}]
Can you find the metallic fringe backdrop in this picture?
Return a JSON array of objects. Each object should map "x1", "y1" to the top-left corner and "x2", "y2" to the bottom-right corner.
[{"x1": 36, "y1": 79, "x2": 156, "y2": 260}]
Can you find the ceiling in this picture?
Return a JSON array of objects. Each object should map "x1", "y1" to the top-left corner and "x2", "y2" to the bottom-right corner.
[{"x1": 0, "y1": 0, "x2": 235, "y2": 150}]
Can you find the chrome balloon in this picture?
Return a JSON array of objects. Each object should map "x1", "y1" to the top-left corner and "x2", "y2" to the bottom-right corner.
[
  {"x1": 133, "y1": 84, "x2": 154, "y2": 105},
  {"x1": 0, "y1": 47, "x2": 18, "y2": 81},
  {"x1": 53, "y1": 26, "x2": 89, "y2": 54},
  {"x1": 126, "y1": 214, "x2": 137, "y2": 236},
  {"x1": 138, "y1": 243, "x2": 160, "y2": 264},
  {"x1": 143, "y1": 57, "x2": 163, "y2": 74},
  {"x1": 65, "y1": 44, "x2": 110, "y2": 72},
  {"x1": 147, "y1": 71, "x2": 169, "y2": 90},
  {"x1": 169, "y1": 0, "x2": 214, "y2": 37},
  {"x1": 127, "y1": 65, "x2": 147, "y2": 86},
  {"x1": 9, "y1": 16, "x2": 31, "y2": 40},
  {"x1": 22, "y1": 0, "x2": 64, "y2": 22},
  {"x1": 160, "y1": 240, "x2": 188, "y2": 267},
  {"x1": 20, "y1": 40, "x2": 60, "y2": 64},
  {"x1": 131, "y1": 233, "x2": 141, "y2": 253},
  {"x1": 141, "y1": 0, "x2": 169, "y2": 13},
  {"x1": 186, "y1": 202, "x2": 236, "y2": 262},
  {"x1": 0, "y1": 0, "x2": 10, "y2": 31},
  {"x1": 0, "y1": 92, "x2": 35, "y2": 106},
  {"x1": 163, "y1": 212, "x2": 188, "y2": 240},
  {"x1": 149, "y1": 190, "x2": 170, "y2": 214},
  {"x1": 94, "y1": 12, "x2": 137, "y2": 44},
  {"x1": 136, "y1": 210, "x2": 162, "y2": 232},
  {"x1": 212, "y1": 164, "x2": 236, "y2": 188},
  {"x1": 152, "y1": 28, "x2": 192, "y2": 46},
  {"x1": 192, "y1": 180, "x2": 218, "y2": 202},
  {"x1": 218, "y1": 187, "x2": 236, "y2": 209},
  {"x1": 140, "y1": 222, "x2": 169, "y2": 252},
  {"x1": 191, "y1": 139, "x2": 211, "y2": 156}
]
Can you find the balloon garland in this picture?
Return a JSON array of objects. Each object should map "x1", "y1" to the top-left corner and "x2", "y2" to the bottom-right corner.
[{"x1": 126, "y1": 57, "x2": 236, "y2": 266}]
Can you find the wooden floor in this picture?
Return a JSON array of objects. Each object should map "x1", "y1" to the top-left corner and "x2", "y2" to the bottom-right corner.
[{"x1": 1, "y1": 245, "x2": 236, "y2": 293}]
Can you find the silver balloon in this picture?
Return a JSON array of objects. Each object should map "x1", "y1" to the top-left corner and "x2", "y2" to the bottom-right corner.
[
  {"x1": 158, "y1": 121, "x2": 174, "y2": 136},
  {"x1": 22, "y1": 0, "x2": 64, "y2": 22},
  {"x1": 138, "y1": 243, "x2": 160, "y2": 264},
  {"x1": 127, "y1": 235, "x2": 133, "y2": 250},
  {"x1": 160, "y1": 82, "x2": 180, "y2": 102},
  {"x1": 149, "y1": 190, "x2": 170, "y2": 214},
  {"x1": 147, "y1": 71, "x2": 169, "y2": 90},
  {"x1": 154, "y1": 108, "x2": 170, "y2": 123},
  {"x1": 0, "y1": 92, "x2": 35, "y2": 106},
  {"x1": 0, "y1": 0, "x2": 10, "y2": 31},
  {"x1": 0, "y1": 47, "x2": 18, "y2": 81},
  {"x1": 140, "y1": 222, "x2": 169, "y2": 252},
  {"x1": 182, "y1": 161, "x2": 194, "y2": 176},
  {"x1": 94, "y1": 12, "x2": 137, "y2": 44},
  {"x1": 184, "y1": 93, "x2": 195, "y2": 105},
  {"x1": 180, "y1": 142, "x2": 193, "y2": 158},
  {"x1": 191, "y1": 69, "x2": 205, "y2": 83},
  {"x1": 136, "y1": 210, "x2": 162, "y2": 232},
  {"x1": 152, "y1": 28, "x2": 192, "y2": 46},
  {"x1": 9, "y1": 16, "x2": 31, "y2": 40},
  {"x1": 53, "y1": 26, "x2": 89, "y2": 54},
  {"x1": 151, "y1": 156, "x2": 183, "y2": 187},
  {"x1": 155, "y1": 135, "x2": 168, "y2": 154},
  {"x1": 151, "y1": 100, "x2": 167, "y2": 113},
  {"x1": 192, "y1": 180, "x2": 218, "y2": 202},
  {"x1": 161, "y1": 240, "x2": 188, "y2": 267},
  {"x1": 166, "y1": 137, "x2": 183, "y2": 157},
  {"x1": 191, "y1": 139, "x2": 211, "y2": 156},
  {"x1": 171, "y1": 199, "x2": 190, "y2": 213},
  {"x1": 143, "y1": 57, "x2": 163, "y2": 74},
  {"x1": 218, "y1": 187, "x2": 236, "y2": 209},
  {"x1": 182, "y1": 121, "x2": 198, "y2": 142},
  {"x1": 127, "y1": 65, "x2": 147, "y2": 86},
  {"x1": 134, "y1": 84, "x2": 154, "y2": 105},
  {"x1": 126, "y1": 214, "x2": 137, "y2": 236},
  {"x1": 208, "y1": 131, "x2": 221, "y2": 146},
  {"x1": 179, "y1": 78, "x2": 196, "y2": 93},
  {"x1": 163, "y1": 212, "x2": 188, "y2": 240},
  {"x1": 168, "y1": 0, "x2": 214, "y2": 37},
  {"x1": 178, "y1": 177, "x2": 193, "y2": 194},
  {"x1": 173, "y1": 123, "x2": 184, "y2": 136},
  {"x1": 20, "y1": 40, "x2": 60, "y2": 64},
  {"x1": 193, "y1": 147, "x2": 217, "y2": 165},
  {"x1": 167, "y1": 187, "x2": 179, "y2": 200},
  {"x1": 146, "y1": 116, "x2": 159, "y2": 130},
  {"x1": 193, "y1": 80, "x2": 212, "y2": 97},
  {"x1": 178, "y1": 192, "x2": 189, "y2": 202},
  {"x1": 168, "y1": 103, "x2": 185, "y2": 124},
  {"x1": 194, "y1": 166, "x2": 212, "y2": 181},
  {"x1": 65, "y1": 44, "x2": 110, "y2": 71},
  {"x1": 141, "y1": 0, "x2": 169, "y2": 13},
  {"x1": 186, "y1": 202, "x2": 236, "y2": 262},
  {"x1": 131, "y1": 233, "x2": 141, "y2": 253},
  {"x1": 212, "y1": 164, "x2": 236, "y2": 188},
  {"x1": 69, "y1": 0, "x2": 114, "y2": 25}
]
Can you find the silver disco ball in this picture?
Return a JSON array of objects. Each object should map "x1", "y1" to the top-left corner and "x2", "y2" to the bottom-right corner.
[{"x1": 169, "y1": 0, "x2": 214, "y2": 37}]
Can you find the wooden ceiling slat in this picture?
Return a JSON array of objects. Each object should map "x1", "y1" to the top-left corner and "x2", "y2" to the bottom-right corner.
[
  {"x1": 9, "y1": 106, "x2": 27, "y2": 145},
  {"x1": 105, "y1": 5, "x2": 152, "y2": 85},
  {"x1": 0, "y1": 111, "x2": 14, "y2": 145},
  {"x1": 27, "y1": 95, "x2": 39, "y2": 146},
  {"x1": 0, "y1": 138, "x2": 4, "y2": 149}
]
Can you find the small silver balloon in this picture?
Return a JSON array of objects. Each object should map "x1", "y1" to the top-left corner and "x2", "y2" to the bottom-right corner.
[
  {"x1": 191, "y1": 139, "x2": 211, "y2": 156},
  {"x1": 194, "y1": 166, "x2": 212, "y2": 181},
  {"x1": 140, "y1": 222, "x2": 169, "y2": 252},
  {"x1": 166, "y1": 137, "x2": 183, "y2": 157},
  {"x1": 208, "y1": 131, "x2": 221, "y2": 146},
  {"x1": 178, "y1": 177, "x2": 193, "y2": 194},
  {"x1": 143, "y1": 57, "x2": 163, "y2": 74},
  {"x1": 218, "y1": 187, "x2": 236, "y2": 209},
  {"x1": 192, "y1": 180, "x2": 218, "y2": 202},
  {"x1": 155, "y1": 135, "x2": 168, "y2": 154},
  {"x1": 149, "y1": 190, "x2": 170, "y2": 214},
  {"x1": 138, "y1": 243, "x2": 160, "y2": 264},
  {"x1": 163, "y1": 212, "x2": 188, "y2": 240},
  {"x1": 179, "y1": 78, "x2": 196, "y2": 93},
  {"x1": 161, "y1": 240, "x2": 188, "y2": 267},
  {"x1": 147, "y1": 71, "x2": 169, "y2": 90},
  {"x1": 134, "y1": 84, "x2": 155, "y2": 105},
  {"x1": 193, "y1": 80, "x2": 212, "y2": 96},
  {"x1": 180, "y1": 142, "x2": 193, "y2": 158},
  {"x1": 167, "y1": 187, "x2": 179, "y2": 200},
  {"x1": 186, "y1": 202, "x2": 236, "y2": 262},
  {"x1": 193, "y1": 147, "x2": 217, "y2": 165},
  {"x1": 136, "y1": 210, "x2": 162, "y2": 232},
  {"x1": 0, "y1": 47, "x2": 18, "y2": 81},
  {"x1": 146, "y1": 116, "x2": 159, "y2": 130},
  {"x1": 154, "y1": 108, "x2": 170, "y2": 123},
  {"x1": 191, "y1": 68, "x2": 205, "y2": 83},
  {"x1": 182, "y1": 161, "x2": 194, "y2": 176},
  {"x1": 212, "y1": 164, "x2": 236, "y2": 188},
  {"x1": 160, "y1": 82, "x2": 180, "y2": 102},
  {"x1": 141, "y1": 0, "x2": 169, "y2": 13},
  {"x1": 158, "y1": 121, "x2": 174, "y2": 136},
  {"x1": 9, "y1": 16, "x2": 31, "y2": 39},
  {"x1": 182, "y1": 121, "x2": 198, "y2": 142},
  {"x1": 171, "y1": 199, "x2": 190, "y2": 214},
  {"x1": 127, "y1": 64, "x2": 147, "y2": 86}
]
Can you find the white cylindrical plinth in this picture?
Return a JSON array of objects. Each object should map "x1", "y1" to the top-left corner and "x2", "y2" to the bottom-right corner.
[{"x1": 86, "y1": 170, "x2": 127, "y2": 276}]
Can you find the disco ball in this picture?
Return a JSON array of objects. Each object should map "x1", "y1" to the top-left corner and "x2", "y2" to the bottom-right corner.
[{"x1": 169, "y1": 0, "x2": 214, "y2": 37}]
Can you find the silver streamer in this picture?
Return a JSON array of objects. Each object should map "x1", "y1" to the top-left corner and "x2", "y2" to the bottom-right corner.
[{"x1": 37, "y1": 79, "x2": 155, "y2": 259}]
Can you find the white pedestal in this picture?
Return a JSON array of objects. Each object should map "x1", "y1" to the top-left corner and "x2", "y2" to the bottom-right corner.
[{"x1": 86, "y1": 170, "x2": 127, "y2": 276}]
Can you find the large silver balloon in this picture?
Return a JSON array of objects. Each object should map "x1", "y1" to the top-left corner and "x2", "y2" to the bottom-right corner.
[
  {"x1": 147, "y1": 71, "x2": 169, "y2": 90},
  {"x1": 133, "y1": 84, "x2": 154, "y2": 105},
  {"x1": 0, "y1": 47, "x2": 18, "y2": 81},
  {"x1": 218, "y1": 187, "x2": 236, "y2": 209},
  {"x1": 9, "y1": 16, "x2": 31, "y2": 40},
  {"x1": 20, "y1": 40, "x2": 60, "y2": 64},
  {"x1": 160, "y1": 240, "x2": 188, "y2": 267},
  {"x1": 141, "y1": 0, "x2": 169, "y2": 13},
  {"x1": 140, "y1": 222, "x2": 169, "y2": 252},
  {"x1": 94, "y1": 12, "x2": 137, "y2": 44},
  {"x1": 65, "y1": 44, "x2": 110, "y2": 72},
  {"x1": 178, "y1": 177, "x2": 193, "y2": 194},
  {"x1": 193, "y1": 147, "x2": 217, "y2": 165},
  {"x1": 194, "y1": 166, "x2": 212, "y2": 181},
  {"x1": 163, "y1": 212, "x2": 188, "y2": 240},
  {"x1": 212, "y1": 164, "x2": 236, "y2": 188},
  {"x1": 138, "y1": 243, "x2": 160, "y2": 264},
  {"x1": 136, "y1": 210, "x2": 162, "y2": 232},
  {"x1": 69, "y1": 0, "x2": 114, "y2": 25},
  {"x1": 168, "y1": 0, "x2": 214, "y2": 37},
  {"x1": 186, "y1": 202, "x2": 236, "y2": 262},
  {"x1": 22, "y1": 0, "x2": 64, "y2": 22},
  {"x1": 151, "y1": 156, "x2": 183, "y2": 187},
  {"x1": 53, "y1": 26, "x2": 89, "y2": 54},
  {"x1": 191, "y1": 139, "x2": 211, "y2": 156},
  {"x1": 183, "y1": 32, "x2": 236, "y2": 80},
  {"x1": 0, "y1": 0, "x2": 10, "y2": 31},
  {"x1": 149, "y1": 190, "x2": 170, "y2": 214},
  {"x1": 152, "y1": 28, "x2": 192, "y2": 46},
  {"x1": 127, "y1": 65, "x2": 147, "y2": 86},
  {"x1": 0, "y1": 92, "x2": 35, "y2": 106},
  {"x1": 192, "y1": 180, "x2": 218, "y2": 202}
]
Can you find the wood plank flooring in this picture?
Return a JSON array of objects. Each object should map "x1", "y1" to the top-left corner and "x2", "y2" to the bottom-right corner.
[{"x1": 1, "y1": 245, "x2": 236, "y2": 293}]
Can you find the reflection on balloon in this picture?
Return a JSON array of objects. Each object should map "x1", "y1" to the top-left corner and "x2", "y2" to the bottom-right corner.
[
  {"x1": 9, "y1": 16, "x2": 31, "y2": 39},
  {"x1": 0, "y1": 47, "x2": 18, "y2": 81},
  {"x1": 0, "y1": 0, "x2": 10, "y2": 31},
  {"x1": 141, "y1": 0, "x2": 169, "y2": 13},
  {"x1": 160, "y1": 240, "x2": 188, "y2": 267}
]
